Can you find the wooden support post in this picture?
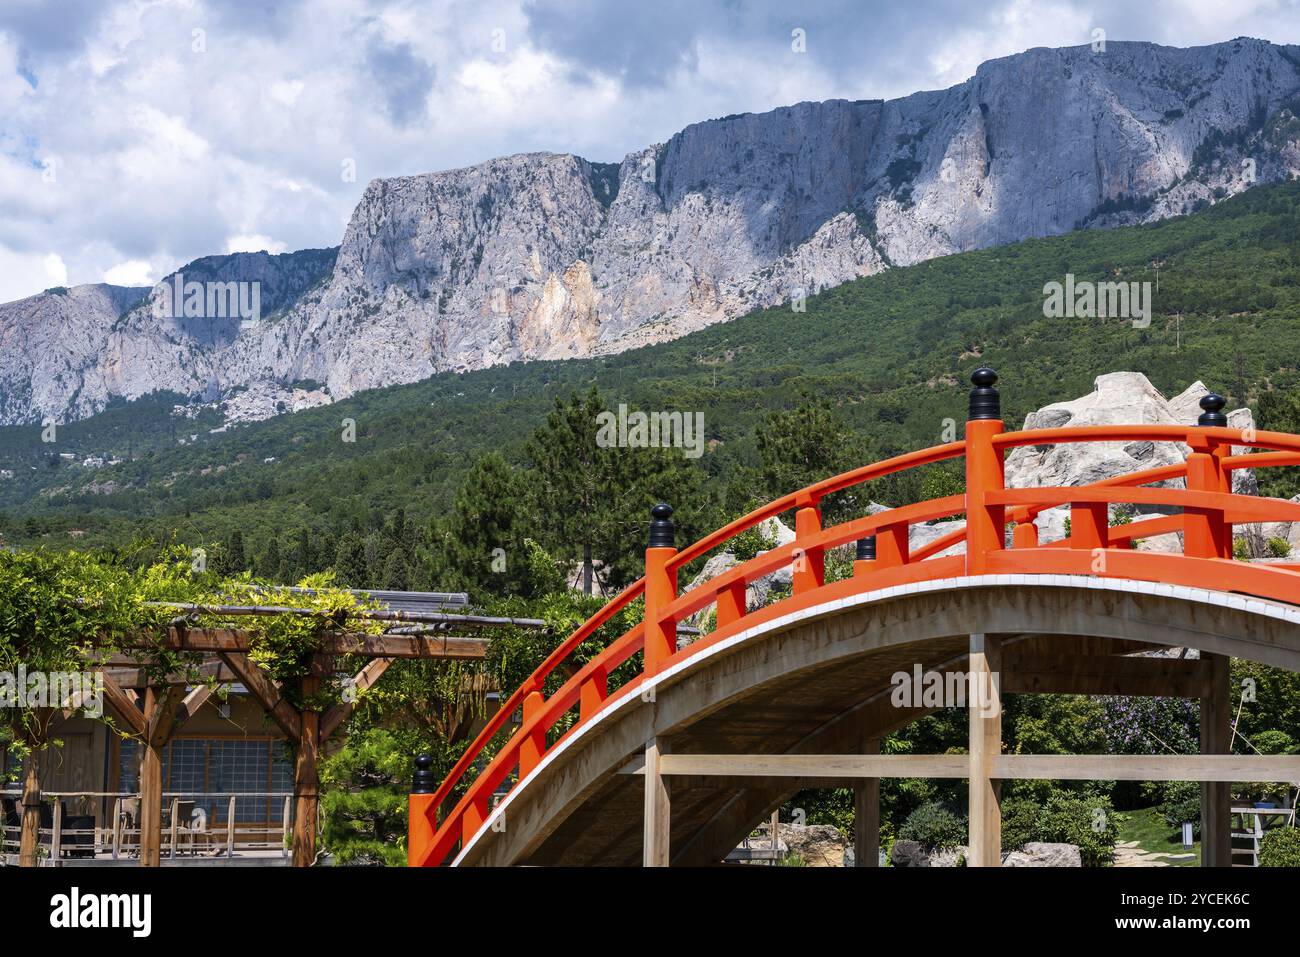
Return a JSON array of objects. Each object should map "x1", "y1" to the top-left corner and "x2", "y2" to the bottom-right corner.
[
  {"x1": 17, "y1": 708, "x2": 52, "y2": 868},
  {"x1": 292, "y1": 665, "x2": 322, "y2": 867},
  {"x1": 226, "y1": 796, "x2": 237, "y2": 857},
  {"x1": 854, "y1": 737, "x2": 880, "y2": 867},
  {"x1": 139, "y1": 684, "x2": 183, "y2": 867},
  {"x1": 968, "y1": 633, "x2": 1002, "y2": 867},
  {"x1": 1201, "y1": 652, "x2": 1232, "y2": 867},
  {"x1": 643, "y1": 738, "x2": 671, "y2": 867}
]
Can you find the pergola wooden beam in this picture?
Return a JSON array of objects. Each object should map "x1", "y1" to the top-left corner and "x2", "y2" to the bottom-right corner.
[
  {"x1": 120, "y1": 628, "x2": 488, "y2": 659},
  {"x1": 100, "y1": 672, "x2": 146, "y2": 736},
  {"x1": 217, "y1": 652, "x2": 302, "y2": 741},
  {"x1": 321, "y1": 657, "x2": 393, "y2": 741}
]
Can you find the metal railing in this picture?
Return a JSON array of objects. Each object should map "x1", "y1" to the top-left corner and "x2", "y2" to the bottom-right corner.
[{"x1": 0, "y1": 790, "x2": 294, "y2": 865}]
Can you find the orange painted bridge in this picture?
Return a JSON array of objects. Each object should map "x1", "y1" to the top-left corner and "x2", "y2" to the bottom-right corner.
[{"x1": 409, "y1": 369, "x2": 1300, "y2": 867}]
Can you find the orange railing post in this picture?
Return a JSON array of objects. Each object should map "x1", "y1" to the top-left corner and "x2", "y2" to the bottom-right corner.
[
  {"x1": 519, "y1": 690, "x2": 546, "y2": 778},
  {"x1": 965, "y1": 367, "x2": 1006, "y2": 573},
  {"x1": 853, "y1": 535, "x2": 876, "y2": 576},
  {"x1": 644, "y1": 503, "x2": 679, "y2": 676},
  {"x1": 407, "y1": 755, "x2": 436, "y2": 867},
  {"x1": 793, "y1": 498, "x2": 826, "y2": 594},
  {"x1": 1185, "y1": 393, "x2": 1232, "y2": 560}
]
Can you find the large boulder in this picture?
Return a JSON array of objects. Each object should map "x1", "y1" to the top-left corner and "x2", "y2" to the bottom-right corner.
[
  {"x1": 1005, "y1": 372, "x2": 1264, "y2": 551},
  {"x1": 889, "y1": 839, "x2": 931, "y2": 867},
  {"x1": 1002, "y1": 842, "x2": 1083, "y2": 867},
  {"x1": 778, "y1": 823, "x2": 848, "y2": 867}
]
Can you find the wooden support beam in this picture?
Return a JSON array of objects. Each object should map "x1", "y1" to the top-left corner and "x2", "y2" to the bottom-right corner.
[
  {"x1": 643, "y1": 739, "x2": 671, "y2": 867},
  {"x1": 968, "y1": 633, "x2": 1002, "y2": 868},
  {"x1": 100, "y1": 672, "x2": 146, "y2": 736},
  {"x1": 1002, "y1": 652, "x2": 1209, "y2": 698},
  {"x1": 320, "y1": 657, "x2": 393, "y2": 741},
  {"x1": 854, "y1": 737, "x2": 880, "y2": 868},
  {"x1": 103, "y1": 659, "x2": 237, "y2": 688},
  {"x1": 124, "y1": 628, "x2": 488, "y2": 659},
  {"x1": 217, "y1": 652, "x2": 302, "y2": 740},
  {"x1": 992, "y1": 753, "x2": 1300, "y2": 782},
  {"x1": 645, "y1": 752, "x2": 1300, "y2": 783},
  {"x1": 655, "y1": 753, "x2": 970, "y2": 778},
  {"x1": 172, "y1": 683, "x2": 214, "y2": 731},
  {"x1": 1201, "y1": 653, "x2": 1232, "y2": 867}
]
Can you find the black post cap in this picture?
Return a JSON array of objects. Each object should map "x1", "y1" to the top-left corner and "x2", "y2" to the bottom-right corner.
[
  {"x1": 968, "y1": 366, "x2": 1000, "y2": 421},
  {"x1": 1197, "y1": 392, "x2": 1228, "y2": 428},
  {"x1": 856, "y1": 535, "x2": 876, "y2": 561},
  {"x1": 648, "y1": 502, "x2": 676, "y2": 549},
  {"x1": 412, "y1": 754, "x2": 436, "y2": 794}
]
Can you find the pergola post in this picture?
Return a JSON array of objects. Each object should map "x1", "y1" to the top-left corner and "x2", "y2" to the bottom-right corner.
[
  {"x1": 643, "y1": 738, "x2": 671, "y2": 866},
  {"x1": 968, "y1": 633, "x2": 1002, "y2": 867},
  {"x1": 17, "y1": 709, "x2": 51, "y2": 867},
  {"x1": 139, "y1": 683, "x2": 184, "y2": 867},
  {"x1": 1200, "y1": 652, "x2": 1232, "y2": 866},
  {"x1": 854, "y1": 736, "x2": 880, "y2": 867},
  {"x1": 292, "y1": 660, "x2": 324, "y2": 867}
]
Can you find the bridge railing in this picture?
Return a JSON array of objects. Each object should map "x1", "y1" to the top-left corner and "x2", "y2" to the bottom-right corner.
[{"x1": 411, "y1": 369, "x2": 1300, "y2": 866}]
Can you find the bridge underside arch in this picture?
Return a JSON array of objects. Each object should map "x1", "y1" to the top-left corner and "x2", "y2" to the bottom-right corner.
[{"x1": 457, "y1": 577, "x2": 1300, "y2": 867}]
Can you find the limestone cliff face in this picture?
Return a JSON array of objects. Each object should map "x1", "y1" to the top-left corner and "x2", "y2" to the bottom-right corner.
[{"x1": 4, "y1": 38, "x2": 1300, "y2": 425}]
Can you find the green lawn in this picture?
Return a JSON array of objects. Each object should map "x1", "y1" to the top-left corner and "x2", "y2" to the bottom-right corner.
[{"x1": 1116, "y1": 806, "x2": 1201, "y2": 866}]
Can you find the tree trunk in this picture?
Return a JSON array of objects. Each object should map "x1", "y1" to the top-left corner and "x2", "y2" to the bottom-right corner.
[{"x1": 583, "y1": 541, "x2": 593, "y2": 596}]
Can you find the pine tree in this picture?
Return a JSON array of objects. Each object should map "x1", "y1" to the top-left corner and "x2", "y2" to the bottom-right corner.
[
  {"x1": 435, "y1": 452, "x2": 537, "y2": 599},
  {"x1": 259, "y1": 538, "x2": 281, "y2": 580},
  {"x1": 755, "y1": 396, "x2": 871, "y2": 523},
  {"x1": 526, "y1": 387, "x2": 711, "y2": 593},
  {"x1": 225, "y1": 528, "x2": 246, "y2": 574},
  {"x1": 381, "y1": 548, "x2": 410, "y2": 590},
  {"x1": 334, "y1": 532, "x2": 368, "y2": 588}
]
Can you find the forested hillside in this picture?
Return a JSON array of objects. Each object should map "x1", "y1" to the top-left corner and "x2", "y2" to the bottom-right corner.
[{"x1": 3, "y1": 180, "x2": 1300, "y2": 586}]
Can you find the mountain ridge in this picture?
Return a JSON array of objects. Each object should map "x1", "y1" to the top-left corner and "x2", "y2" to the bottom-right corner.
[{"x1": 3, "y1": 36, "x2": 1299, "y2": 426}]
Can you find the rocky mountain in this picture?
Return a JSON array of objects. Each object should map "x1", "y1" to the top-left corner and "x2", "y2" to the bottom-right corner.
[{"x1": 4, "y1": 37, "x2": 1300, "y2": 426}]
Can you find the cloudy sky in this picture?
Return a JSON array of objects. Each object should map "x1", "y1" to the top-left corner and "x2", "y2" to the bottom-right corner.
[{"x1": 0, "y1": 0, "x2": 1297, "y2": 302}]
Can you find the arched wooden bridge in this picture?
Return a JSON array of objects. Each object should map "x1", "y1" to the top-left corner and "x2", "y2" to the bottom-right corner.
[{"x1": 409, "y1": 369, "x2": 1300, "y2": 867}]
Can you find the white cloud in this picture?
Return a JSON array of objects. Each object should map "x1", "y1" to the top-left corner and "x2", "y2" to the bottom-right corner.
[
  {"x1": 0, "y1": 246, "x2": 67, "y2": 301},
  {"x1": 0, "y1": 0, "x2": 1296, "y2": 306},
  {"x1": 225, "y1": 234, "x2": 288, "y2": 254},
  {"x1": 102, "y1": 259, "x2": 155, "y2": 286}
]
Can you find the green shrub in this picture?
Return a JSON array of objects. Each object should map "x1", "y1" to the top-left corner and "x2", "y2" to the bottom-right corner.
[
  {"x1": 899, "y1": 801, "x2": 967, "y2": 850},
  {"x1": 1037, "y1": 793, "x2": 1118, "y2": 866},
  {"x1": 1158, "y1": 780, "x2": 1202, "y2": 835},
  {"x1": 1267, "y1": 536, "x2": 1293, "y2": 558},
  {"x1": 1260, "y1": 826, "x2": 1300, "y2": 866},
  {"x1": 1001, "y1": 793, "x2": 1118, "y2": 866},
  {"x1": 730, "y1": 525, "x2": 776, "y2": 562},
  {"x1": 1001, "y1": 797, "x2": 1044, "y2": 851}
]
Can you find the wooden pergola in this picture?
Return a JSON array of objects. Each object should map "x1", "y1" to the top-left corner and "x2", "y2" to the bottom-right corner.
[{"x1": 14, "y1": 598, "x2": 546, "y2": 868}]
